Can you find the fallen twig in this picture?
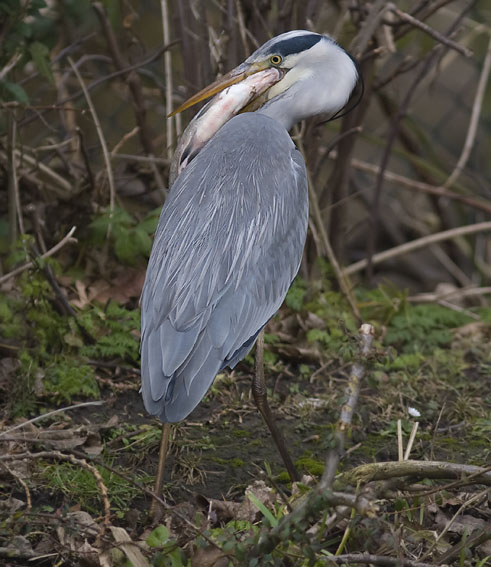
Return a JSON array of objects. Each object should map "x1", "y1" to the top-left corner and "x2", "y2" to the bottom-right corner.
[
  {"x1": 0, "y1": 451, "x2": 110, "y2": 545},
  {"x1": 340, "y1": 460, "x2": 491, "y2": 486},
  {"x1": 0, "y1": 401, "x2": 105, "y2": 438},
  {"x1": 325, "y1": 553, "x2": 436, "y2": 567},
  {"x1": 434, "y1": 525, "x2": 491, "y2": 565},
  {"x1": 0, "y1": 226, "x2": 77, "y2": 285}
]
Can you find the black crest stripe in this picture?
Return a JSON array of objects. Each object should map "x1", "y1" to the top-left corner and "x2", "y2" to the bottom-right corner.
[{"x1": 268, "y1": 34, "x2": 322, "y2": 57}]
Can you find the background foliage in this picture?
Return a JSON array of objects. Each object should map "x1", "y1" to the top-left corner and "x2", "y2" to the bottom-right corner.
[{"x1": 0, "y1": 1, "x2": 490, "y2": 565}]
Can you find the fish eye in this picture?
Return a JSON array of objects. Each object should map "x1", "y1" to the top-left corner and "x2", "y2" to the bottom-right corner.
[{"x1": 269, "y1": 54, "x2": 283, "y2": 66}]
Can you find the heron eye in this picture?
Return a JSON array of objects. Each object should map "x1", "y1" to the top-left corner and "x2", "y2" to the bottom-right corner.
[{"x1": 269, "y1": 54, "x2": 283, "y2": 66}]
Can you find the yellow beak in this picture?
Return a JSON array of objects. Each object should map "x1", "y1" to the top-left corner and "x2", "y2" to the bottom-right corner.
[{"x1": 168, "y1": 61, "x2": 268, "y2": 117}]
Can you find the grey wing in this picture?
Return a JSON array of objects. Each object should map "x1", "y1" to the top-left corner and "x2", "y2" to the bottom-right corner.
[{"x1": 140, "y1": 114, "x2": 308, "y2": 422}]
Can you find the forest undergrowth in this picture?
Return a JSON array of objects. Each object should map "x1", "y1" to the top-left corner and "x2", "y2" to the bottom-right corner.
[{"x1": 1, "y1": 1, "x2": 490, "y2": 565}]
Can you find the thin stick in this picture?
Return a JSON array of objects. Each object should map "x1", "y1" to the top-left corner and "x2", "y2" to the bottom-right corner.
[
  {"x1": 422, "y1": 488, "x2": 489, "y2": 561},
  {"x1": 0, "y1": 52, "x2": 23, "y2": 81},
  {"x1": 9, "y1": 111, "x2": 25, "y2": 237},
  {"x1": 325, "y1": 553, "x2": 435, "y2": 567},
  {"x1": 298, "y1": 135, "x2": 361, "y2": 323},
  {"x1": 387, "y1": 4, "x2": 473, "y2": 58},
  {"x1": 337, "y1": 154, "x2": 491, "y2": 216},
  {"x1": 0, "y1": 401, "x2": 105, "y2": 438},
  {"x1": 161, "y1": 0, "x2": 174, "y2": 159},
  {"x1": 403, "y1": 422, "x2": 419, "y2": 460},
  {"x1": 397, "y1": 419, "x2": 403, "y2": 462},
  {"x1": 111, "y1": 153, "x2": 169, "y2": 166},
  {"x1": 0, "y1": 148, "x2": 74, "y2": 194},
  {"x1": 408, "y1": 286, "x2": 491, "y2": 303},
  {"x1": 443, "y1": 34, "x2": 491, "y2": 188},
  {"x1": 0, "y1": 462, "x2": 32, "y2": 511},
  {"x1": 111, "y1": 126, "x2": 140, "y2": 156},
  {"x1": 150, "y1": 423, "x2": 171, "y2": 521},
  {"x1": 344, "y1": 221, "x2": 491, "y2": 276},
  {"x1": 7, "y1": 111, "x2": 18, "y2": 245},
  {"x1": 0, "y1": 226, "x2": 77, "y2": 285},
  {"x1": 322, "y1": 324, "x2": 375, "y2": 488},
  {"x1": 0, "y1": 451, "x2": 110, "y2": 545},
  {"x1": 68, "y1": 57, "x2": 115, "y2": 235},
  {"x1": 366, "y1": 46, "x2": 441, "y2": 279}
]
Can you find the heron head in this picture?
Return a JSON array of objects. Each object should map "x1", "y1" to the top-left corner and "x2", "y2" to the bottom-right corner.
[{"x1": 170, "y1": 30, "x2": 360, "y2": 180}]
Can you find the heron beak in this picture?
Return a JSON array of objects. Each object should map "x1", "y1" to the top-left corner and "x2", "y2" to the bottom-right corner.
[{"x1": 169, "y1": 61, "x2": 269, "y2": 117}]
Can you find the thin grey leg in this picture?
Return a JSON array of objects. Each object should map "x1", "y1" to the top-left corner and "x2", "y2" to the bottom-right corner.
[
  {"x1": 252, "y1": 330, "x2": 299, "y2": 482},
  {"x1": 150, "y1": 422, "x2": 171, "y2": 521}
]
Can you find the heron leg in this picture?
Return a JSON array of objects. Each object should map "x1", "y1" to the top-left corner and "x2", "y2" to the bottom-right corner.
[
  {"x1": 150, "y1": 422, "x2": 171, "y2": 521},
  {"x1": 252, "y1": 330, "x2": 299, "y2": 482}
]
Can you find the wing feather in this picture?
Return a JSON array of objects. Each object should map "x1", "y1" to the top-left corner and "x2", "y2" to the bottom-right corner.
[{"x1": 141, "y1": 113, "x2": 308, "y2": 422}]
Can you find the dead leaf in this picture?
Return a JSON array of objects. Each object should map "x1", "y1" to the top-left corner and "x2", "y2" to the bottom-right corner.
[
  {"x1": 236, "y1": 480, "x2": 277, "y2": 522},
  {"x1": 191, "y1": 546, "x2": 230, "y2": 567},
  {"x1": 109, "y1": 526, "x2": 150, "y2": 567}
]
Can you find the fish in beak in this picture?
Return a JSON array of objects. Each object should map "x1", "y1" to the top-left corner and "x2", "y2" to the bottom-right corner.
[{"x1": 169, "y1": 62, "x2": 285, "y2": 182}]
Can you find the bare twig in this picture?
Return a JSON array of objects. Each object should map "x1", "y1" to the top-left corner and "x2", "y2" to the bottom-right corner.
[
  {"x1": 397, "y1": 419, "x2": 403, "y2": 461},
  {"x1": 0, "y1": 226, "x2": 77, "y2": 285},
  {"x1": 298, "y1": 136, "x2": 361, "y2": 323},
  {"x1": 325, "y1": 553, "x2": 435, "y2": 567},
  {"x1": 387, "y1": 4, "x2": 473, "y2": 58},
  {"x1": 111, "y1": 153, "x2": 169, "y2": 166},
  {"x1": 161, "y1": 0, "x2": 174, "y2": 159},
  {"x1": 0, "y1": 401, "x2": 105, "y2": 438},
  {"x1": 339, "y1": 154, "x2": 491, "y2": 216},
  {"x1": 408, "y1": 286, "x2": 491, "y2": 303},
  {"x1": 0, "y1": 147, "x2": 74, "y2": 195},
  {"x1": 68, "y1": 57, "x2": 115, "y2": 235},
  {"x1": 322, "y1": 324, "x2": 375, "y2": 488},
  {"x1": 344, "y1": 221, "x2": 491, "y2": 276},
  {"x1": 0, "y1": 451, "x2": 110, "y2": 545},
  {"x1": 110, "y1": 126, "x2": 140, "y2": 157},
  {"x1": 434, "y1": 525, "x2": 491, "y2": 565},
  {"x1": 0, "y1": 462, "x2": 32, "y2": 511},
  {"x1": 7, "y1": 111, "x2": 19, "y2": 245},
  {"x1": 366, "y1": 46, "x2": 442, "y2": 279},
  {"x1": 0, "y1": 51, "x2": 23, "y2": 81},
  {"x1": 443, "y1": 33, "x2": 491, "y2": 188},
  {"x1": 403, "y1": 422, "x2": 419, "y2": 460},
  {"x1": 422, "y1": 488, "x2": 490, "y2": 561}
]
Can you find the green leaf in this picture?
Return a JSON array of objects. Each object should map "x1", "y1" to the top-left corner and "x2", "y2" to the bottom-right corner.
[
  {"x1": 133, "y1": 227, "x2": 152, "y2": 255},
  {"x1": 246, "y1": 492, "x2": 278, "y2": 527},
  {"x1": 29, "y1": 41, "x2": 54, "y2": 83},
  {"x1": 0, "y1": 79, "x2": 29, "y2": 103},
  {"x1": 146, "y1": 524, "x2": 170, "y2": 548},
  {"x1": 114, "y1": 230, "x2": 138, "y2": 264}
]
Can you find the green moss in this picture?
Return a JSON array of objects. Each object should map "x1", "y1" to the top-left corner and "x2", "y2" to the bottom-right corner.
[
  {"x1": 211, "y1": 457, "x2": 245, "y2": 468},
  {"x1": 276, "y1": 471, "x2": 291, "y2": 484},
  {"x1": 295, "y1": 452, "x2": 325, "y2": 476},
  {"x1": 232, "y1": 429, "x2": 251, "y2": 438}
]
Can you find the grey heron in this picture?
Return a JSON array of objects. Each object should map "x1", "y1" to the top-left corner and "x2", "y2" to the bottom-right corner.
[{"x1": 141, "y1": 30, "x2": 360, "y2": 495}]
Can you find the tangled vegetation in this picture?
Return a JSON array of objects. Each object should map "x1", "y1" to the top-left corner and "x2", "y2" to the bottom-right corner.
[{"x1": 1, "y1": 0, "x2": 490, "y2": 566}]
